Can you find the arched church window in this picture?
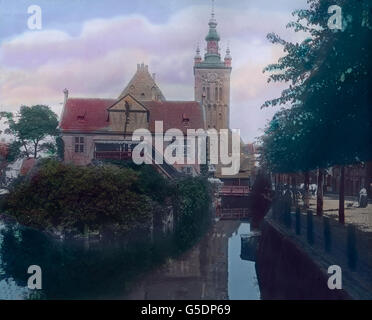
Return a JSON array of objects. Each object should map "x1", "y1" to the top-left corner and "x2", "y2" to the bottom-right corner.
[
  {"x1": 215, "y1": 87, "x2": 218, "y2": 100},
  {"x1": 219, "y1": 87, "x2": 223, "y2": 101},
  {"x1": 206, "y1": 87, "x2": 210, "y2": 100}
]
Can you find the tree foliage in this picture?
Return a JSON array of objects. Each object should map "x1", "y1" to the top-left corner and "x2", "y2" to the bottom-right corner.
[
  {"x1": 173, "y1": 176, "x2": 211, "y2": 250},
  {"x1": 0, "y1": 105, "x2": 59, "y2": 159},
  {"x1": 3, "y1": 160, "x2": 153, "y2": 236},
  {"x1": 260, "y1": 0, "x2": 372, "y2": 172}
]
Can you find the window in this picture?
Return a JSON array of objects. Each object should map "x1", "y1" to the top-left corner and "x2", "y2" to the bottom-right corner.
[
  {"x1": 75, "y1": 137, "x2": 84, "y2": 153},
  {"x1": 219, "y1": 87, "x2": 223, "y2": 100},
  {"x1": 184, "y1": 137, "x2": 192, "y2": 157},
  {"x1": 206, "y1": 87, "x2": 210, "y2": 100},
  {"x1": 215, "y1": 87, "x2": 218, "y2": 100}
]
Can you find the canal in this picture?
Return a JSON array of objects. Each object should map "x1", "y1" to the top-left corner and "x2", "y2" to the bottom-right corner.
[
  {"x1": 124, "y1": 221, "x2": 260, "y2": 300},
  {"x1": 0, "y1": 220, "x2": 261, "y2": 300}
]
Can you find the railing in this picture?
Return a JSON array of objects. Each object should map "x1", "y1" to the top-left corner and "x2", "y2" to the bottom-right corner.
[
  {"x1": 216, "y1": 207, "x2": 251, "y2": 220},
  {"x1": 94, "y1": 151, "x2": 132, "y2": 160},
  {"x1": 219, "y1": 186, "x2": 250, "y2": 196},
  {"x1": 272, "y1": 199, "x2": 360, "y2": 271}
]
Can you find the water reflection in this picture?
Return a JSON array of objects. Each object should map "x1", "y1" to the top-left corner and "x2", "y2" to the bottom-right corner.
[
  {"x1": 228, "y1": 223, "x2": 260, "y2": 300},
  {"x1": 125, "y1": 221, "x2": 261, "y2": 300},
  {"x1": 0, "y1": 220, "x2": 261, "y2": 300}
]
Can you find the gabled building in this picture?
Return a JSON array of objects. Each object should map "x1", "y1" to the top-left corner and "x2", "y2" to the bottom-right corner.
[{"x1": 59, "y1": 65, "x2": 205, "y2": 177}]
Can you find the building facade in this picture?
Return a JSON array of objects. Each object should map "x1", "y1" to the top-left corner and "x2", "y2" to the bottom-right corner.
[{"x1": 59, "y1": 64, "x2": 205, "y2": 177}]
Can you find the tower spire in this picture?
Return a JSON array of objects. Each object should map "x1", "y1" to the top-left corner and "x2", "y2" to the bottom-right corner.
[
  {"x1": 211, "y1": 0, "x2": 215, "y2": 21},
  {"x1": 224, "y1": 42, "x2": 232, "y2": 67},
  {"x1": 194, "y1": 43, "x2": 202, "y2": 65},
  {"x1": 205, "y1": 0, "x2": 220, "y2": 58}
]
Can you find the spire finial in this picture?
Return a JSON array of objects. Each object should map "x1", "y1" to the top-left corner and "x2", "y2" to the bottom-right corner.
[{"x1": 211, "y1": 0, "x2": 215, "y2": 19}]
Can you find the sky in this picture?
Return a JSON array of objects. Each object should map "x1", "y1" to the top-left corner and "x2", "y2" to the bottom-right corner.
[{"x1": 0, "y1": 0, "x2": 308, "y2": 142}]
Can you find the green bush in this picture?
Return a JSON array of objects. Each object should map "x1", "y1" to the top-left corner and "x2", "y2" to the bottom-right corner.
[
  {"x1": 173, "y1": 176, "x2": 211, "y2": 250},
  {"x1": 102, "y1": 159, "x2": 173, "y2": 203},
  {"x1": 3, "y1": 159, "x2": 152, "y2": 236}
]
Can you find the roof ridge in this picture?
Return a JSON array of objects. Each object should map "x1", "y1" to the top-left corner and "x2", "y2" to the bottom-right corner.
[
  {"x1": 144, "y1": 100, "x2": 198, "y2": 103},
  {"x1": 68, "y1": 97, "x2": 116, "y2": 101}
]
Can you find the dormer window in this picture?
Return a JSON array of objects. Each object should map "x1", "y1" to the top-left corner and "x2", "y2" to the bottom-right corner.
[
  {"x1": 182, "y1": 113, "x2": 190, "y2": 127},
  {"x1": 77, "y1": 110, "x2": 86, "y2": 122}
]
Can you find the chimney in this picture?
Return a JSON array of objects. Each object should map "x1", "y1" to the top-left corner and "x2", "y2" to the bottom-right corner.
[{"x1": 63, "y1": 88, "x2": 69, "y2": 106}]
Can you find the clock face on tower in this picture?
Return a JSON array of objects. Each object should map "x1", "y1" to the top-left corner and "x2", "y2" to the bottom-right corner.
[{"x1": 208, "y1": 73, "x2": 218, "y2": 82}]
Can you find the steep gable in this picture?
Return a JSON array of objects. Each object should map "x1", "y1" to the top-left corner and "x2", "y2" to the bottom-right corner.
[
  {"x1": 107, "y1": 94, "x2": 149, "y2": 133},
  {"x1": 119, "y1": 63, "x2": 166, "y2": 101}
]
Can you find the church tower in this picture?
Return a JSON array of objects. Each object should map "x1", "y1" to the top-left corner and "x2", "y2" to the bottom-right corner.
[{"x1": 194, "y1": 2, "x2": 232, "y2": 130}]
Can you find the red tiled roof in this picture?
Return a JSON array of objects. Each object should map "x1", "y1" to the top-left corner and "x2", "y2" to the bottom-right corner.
[
  {"x1": 59, "y1": 98, "x2": 116, "y2": 132},
  {"x1": 0, "y1": 143, "x2": 8, "y2": 158},
  {"x1": 20, "y1": 158, "x2": 36, "y2": 176},
  {"x1": 59, "y1": 98, "x2": 205, "y2": 134},
  {"x1": 143, "y1": 101, "x2": 204, "y2": 133}
]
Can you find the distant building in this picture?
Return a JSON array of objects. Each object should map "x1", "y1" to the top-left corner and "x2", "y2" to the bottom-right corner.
[
  {"x1": 19, "y1": 158, "x2": 36, "y2": 176},
  {"x1": 193, "y1": 7, "x2": 255, "y2": 183},
  {"x1": 0, "y1": 143, "x2": 8, "y2": 162},
  {"x1": 326, "y1": 162, "x2": 372, "y2": 197}
]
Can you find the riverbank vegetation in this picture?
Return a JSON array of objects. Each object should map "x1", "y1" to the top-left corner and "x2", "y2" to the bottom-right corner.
[{"x1": 0, "y1": 159, "x2": 212, "y2": 299}]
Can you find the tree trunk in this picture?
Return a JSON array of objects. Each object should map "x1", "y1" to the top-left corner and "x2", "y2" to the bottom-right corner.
[
  {"x1": 21, "y1": 140, "x2": 30, "y2": 158},
  {"x1": 34, "y1": 142, "x2": 38, "y2": 158},
  {"x1": 339, "y1": 166, "x2": 345, "y2": 224},
  {"x1": 304, "y1": 171, "x2": 310, "y2": 209},
  {"x1": 292, "y1": 174, "x2": 297, "y2": 205},
  {"x1": 316, "y1": 168, "x2": 324, "y2": 216}
]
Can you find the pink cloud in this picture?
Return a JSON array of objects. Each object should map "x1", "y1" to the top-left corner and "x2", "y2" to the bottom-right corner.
[{"x1": 0, "y1": 4, "x2": 307, "y2": 142}]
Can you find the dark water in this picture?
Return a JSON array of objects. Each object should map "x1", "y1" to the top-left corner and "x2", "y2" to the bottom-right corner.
[
  {"x1": 125, "y1": 221, "x2": 260, "y2": 300},
  {"x1": 0, "y1": 220, "x2": 260, "y2": 300}
]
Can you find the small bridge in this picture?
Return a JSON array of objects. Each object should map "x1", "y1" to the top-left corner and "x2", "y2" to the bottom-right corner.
[
  {"x1": 219, "y1": 186, "x2": 250, "y2": 197},
  {"x1": 216, "y1": 207, "x2": 251, "y2": 220}
]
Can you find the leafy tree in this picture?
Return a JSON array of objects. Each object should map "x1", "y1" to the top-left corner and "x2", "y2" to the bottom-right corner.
[
  {"x1": 261, "y1": 0, "x2": 372, "y2": 221},
  {"x1": 0, "y1": 105, "x2": 59, "y2": 159}
]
